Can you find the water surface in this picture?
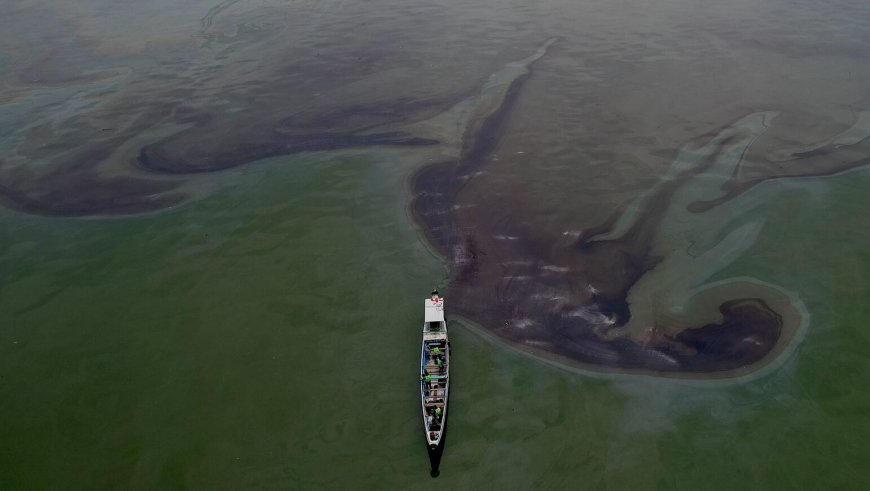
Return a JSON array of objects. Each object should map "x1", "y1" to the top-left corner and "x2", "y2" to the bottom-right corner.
[{"x1": 2, "y1": 0, "x2": 870, "y2": 488}]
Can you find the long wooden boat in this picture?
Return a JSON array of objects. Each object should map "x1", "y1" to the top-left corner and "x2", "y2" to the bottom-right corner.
[{"x1": 420, "y1": 289, "x2": 449, "y2": 451}]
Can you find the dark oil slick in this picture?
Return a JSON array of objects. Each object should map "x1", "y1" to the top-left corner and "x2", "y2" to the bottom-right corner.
[
  {"x1": 4, "y1": 1, "x2": 870, "y2": 489},
  {"x1": 412, "y1": 83, "x2": 870, "y2": 376},
  {"x1": 3, "y1": 0, "x2": 870, "y2": 379}
]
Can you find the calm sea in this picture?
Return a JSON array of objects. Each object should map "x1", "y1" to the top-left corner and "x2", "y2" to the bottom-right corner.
[{"x1": 2, "y1": 0, "x2": 869, "y2": 489}]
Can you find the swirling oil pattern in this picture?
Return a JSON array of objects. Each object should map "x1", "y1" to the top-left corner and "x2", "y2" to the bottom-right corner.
[
  {"x1": 3, "y1": 0, "x2": 870, "y2": 380},
  {"x1": 412, "y1": 64, "x2": 870, "y2": 377},
  {"x1": 6, "y1": 0, "x2": 870, "y2": 488},
  {"x1": 415, "y1": 107, "x2": 870, "y2": 376}
]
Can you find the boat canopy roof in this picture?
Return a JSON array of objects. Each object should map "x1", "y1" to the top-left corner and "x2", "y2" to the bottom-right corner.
[{"x1": 424, "y1": 298, "x2": 445, "y2": 323}]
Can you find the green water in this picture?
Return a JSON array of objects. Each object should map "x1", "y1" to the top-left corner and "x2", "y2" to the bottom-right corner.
[
  {"x1": 2, "y1": 152, "x2": 869, "y2": 489},
  {"x1": 0, "y1": 155, "x2": 443, "y2": 488},
  {"x1": 3, "y1": 0, "x2": 870, "y2": 488}
]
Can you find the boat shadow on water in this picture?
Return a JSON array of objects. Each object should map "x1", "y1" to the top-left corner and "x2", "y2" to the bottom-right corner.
[{"x1": 427, "y1": 424, "x2": 447, "y2": 478}]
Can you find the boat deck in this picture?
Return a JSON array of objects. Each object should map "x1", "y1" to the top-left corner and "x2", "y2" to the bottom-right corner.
[
  {"x1": 422, "y1": 339, "x2": 448, "y2": 408},
  {"x1": 422, "y1": 293, "x2": 448, "y2": 447}
]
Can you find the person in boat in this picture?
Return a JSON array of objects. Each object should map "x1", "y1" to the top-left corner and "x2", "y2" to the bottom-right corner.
[
  {"x1": 434, "y1": 406, "x2": 442, "y2": 419},
  {"x1": 424, "y1": 373, "x2": 433, "y2": 390},
  {"x1": 431, "y1": 289, "x2": 440, "y2": 301},
  {"x1": 431, "y1": 345, "x2": 441, "y2": 364},
  {"x1": 428, "y1": 407, "x2": 440, "y2": 430}
]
